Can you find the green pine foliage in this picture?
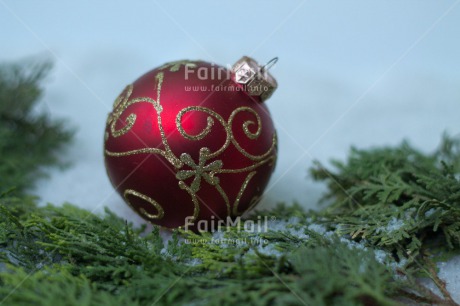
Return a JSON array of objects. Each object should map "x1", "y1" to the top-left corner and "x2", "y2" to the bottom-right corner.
[
  {"x1": 311, "y1": 135, "x2": 460, "y2": 266},
  {"x1": 0, "y1": 61, "x2": 73, "y2": 195},
  {"x1": 0, "y1": 197, "x2": 403, "y2": 306},
  {"x1": 0, "y1": 61, "x2": 459, "y2": 305}
]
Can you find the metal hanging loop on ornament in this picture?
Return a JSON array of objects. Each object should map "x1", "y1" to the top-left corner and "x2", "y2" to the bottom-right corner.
[{"x1": 260, "y1": 57, "x2": 278, "y2": 74}]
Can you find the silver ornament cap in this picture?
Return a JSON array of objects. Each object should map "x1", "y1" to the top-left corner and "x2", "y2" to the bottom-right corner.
[{"x1": 231, "y1": 56, "x2": 278, "y2": 102}]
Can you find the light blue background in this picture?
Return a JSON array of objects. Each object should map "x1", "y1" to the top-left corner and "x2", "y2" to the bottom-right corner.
[{"x1": 1, "y1": 1, "x2": 459, "y2": 223}]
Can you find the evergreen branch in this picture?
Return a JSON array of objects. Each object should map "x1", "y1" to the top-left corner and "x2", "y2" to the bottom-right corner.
[{"x1": 0, "y1": 60, "x2": 74, "y2": 195}]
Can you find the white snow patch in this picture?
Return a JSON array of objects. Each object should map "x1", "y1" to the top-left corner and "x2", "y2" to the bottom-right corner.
[
  {"x1": 339, "y1": 237, "x2": 367, "y2": 250},
  {"x1": 287, "y1": 227, "x2": 310, "y2": 240},
  {"x1": 287, "y1": 217, "x2": 300, "y2": 224},
  {"x1": 257, "y1": 244, "x2": 283, "y2": 257},
  {"x1": 437, "y1": 256, "x2": 460, "y2": 303},
  {"x1": 424, "y1": 208, "x2": 436, "y2": 218},
  {"x1": 388, "y1": 257, "x2": 408, "y2": 281},
  {"x1": 373, "y1": 250, "x2": 388, "y2": 264},
  {"x1": 307, "y1": 223, "x2": 327, "y2": 235},
  {"x1": 265, "y1": 219, "x2": 291, "y2": 232},
  {"x1": 376, "y1": 217, "x2": 404, "y2": 234},
  {"x1": 386, "y1": 217, "x2": 404, "y2": 232}
]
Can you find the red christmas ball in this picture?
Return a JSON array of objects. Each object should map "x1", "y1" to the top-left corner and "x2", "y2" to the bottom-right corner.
[{"x1": 104, "y1": 58, "x2": 278, "y2": 229}]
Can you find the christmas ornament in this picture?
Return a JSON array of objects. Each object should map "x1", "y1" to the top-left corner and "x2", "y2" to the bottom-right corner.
[{"x1": 104, "y1": 57, "x2": 278, "y2": 229}]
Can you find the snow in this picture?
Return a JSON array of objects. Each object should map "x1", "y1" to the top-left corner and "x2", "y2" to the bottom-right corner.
[
  {"x1": 265, "y1": 219, "x2": 292, "y2": 232},
  {"x1": 376, "y1": 217, "x2": 405, "y2": 234},
  {"x1": 287, "y1": 227, "x2": 310, "y2": 240},
  {"x1": 307, "y1": 223, "x2": 328, "y2": 235},
  {"x1": 418, "y1": 256, "x2": 460, "y2": 304},
  {"x1": 385, "y1": 217, "x2": 405, "y2": 232},
  {"x1": 424, "y1": 208, "x2": 437, "y2": 218},
  {"x1": 373, "y1": 250, "x2": 388, "y2": 264},
  {"x1": 246, "y1": 243, "x2": 283, "y2": 258},
  {"x1": 438, "y1": 256, "x2": 460, "y2": 303},
  {"x1": 339, "y1": 237, "x2": 367, "y2": 250}
]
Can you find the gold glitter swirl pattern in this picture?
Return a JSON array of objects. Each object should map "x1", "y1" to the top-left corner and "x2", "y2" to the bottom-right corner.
[
  {"x1": 216, "y1": 156, "x2": 275, "y2": 174},
  {"x1": 232, "y1": 171, "x2": 257, "y2": 215},
  {"x1": 229, "y1": 107, "x2": 262, "y2": 140},
  {"x1": 176, "y1": 147, "x2": 223, "y2": 193},
  {"x1": 113, "y1": 84, "x2": 133, "y2": 108},
  {"x1": 175, "y1": 106, "x2": 276, "y2": 162},
  {"x1": 110, "y1": 91, "x2": 163, "y2": 138},
  {"x1": 176, "y1": 106, "x2": 231, "y2": 159},
  {"x1": 228, "y1": 107, "x2": 276, "y2": 161},
  {"x1": 109, "y1": 84, "x2": 134, "y2": 137},
  {"x1": 178, "y1": 181, "x2": 200, "y2": 223},
  {"x1": 215, "y1": 183, "x2": 231, "y2": 216},
  {"x1": 158, "y1": 60, "x2": 197, "y2": 72},
  {"x1": 105, "y1": 147, "x2": 171, "y2": 158},
  {"x1": 123, "y1": 189, "x2": 165, "y2": 220},
  {"x1": 105, "y1": 64, "x2": 277, "y2": 225},
  {"x1": 106, "y1": 72, "x2": 182, "y2": 168}
]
